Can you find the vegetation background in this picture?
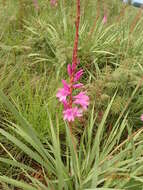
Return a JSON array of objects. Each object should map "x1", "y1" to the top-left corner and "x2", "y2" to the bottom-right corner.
[{"x1": 0, "y1": 0, "x2": 143, "y2": 189}]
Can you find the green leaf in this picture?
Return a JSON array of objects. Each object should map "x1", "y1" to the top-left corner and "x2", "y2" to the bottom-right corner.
[{"x1": 0, "y1": 176, "x2": 37, "y2": 190}]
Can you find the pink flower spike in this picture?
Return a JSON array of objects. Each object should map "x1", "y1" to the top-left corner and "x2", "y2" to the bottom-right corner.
[
  {"x1": 73, "y1": 92, "x2": 89, "y2": 110},
  {"x1": 73, "y1": 83, "x2": 83, "y2": 89},
  {"x1": 56, "y1": 88, "x2": 70, "y2": 102},
  {"x1": 63, "y1": 107, "x2": 82, "y2": 122},
  {"x1": 74, "y1": 69, "x2": 83, "y2": 82},
  {"x1": 67, "y1": 64, "x2": 72, "y2": 76},
  {"x1": 141, "y1": 114, "x2": 143, "y2": 121}
]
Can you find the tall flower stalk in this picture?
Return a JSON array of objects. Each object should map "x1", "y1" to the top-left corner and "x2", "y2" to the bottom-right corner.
[{"x1": 56, "y1": 0, "x2": 89, "y2": 122}]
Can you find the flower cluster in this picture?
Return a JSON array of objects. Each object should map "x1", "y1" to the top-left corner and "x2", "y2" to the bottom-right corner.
[{"x1": 56, "y1": 62, "x2": 89, "y2": 122}]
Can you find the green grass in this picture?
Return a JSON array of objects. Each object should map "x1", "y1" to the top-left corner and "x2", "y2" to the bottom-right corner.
[{"x1": 1, "y1": 0, "x2": 143, "y2": 189}]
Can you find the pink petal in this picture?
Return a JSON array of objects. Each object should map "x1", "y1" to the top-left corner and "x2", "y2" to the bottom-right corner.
[
  {"x1": 103, "y1": 15, "x2": 107, "y2": 24},
  {"x1": 73, "y1": 99, "x2": 89, "y2": 110},
  {"x1": 71, "y1": 63, "x2": 76, "y2": 72},
  {"x1": 67, "y1": 64, "x2": 72, "y2": 76},
  {"x1": 56, "y1": 88, "x2": 70, "y2": 102},
  {"x1": 63, "y1": 107, "x2": 82, "y2": 122},
  {"x1": 73, "y1": 92, "x2": 89, "y2": 110},
  {"x1": 63, "y1": 100, "x2": 69, "y2": 109},
  {"x1": 74, "y1": 92, "x2": 89, "y2": 100},
  {"x1": 62, "y1": 80, "x2": 70, "y2": 91},
  {"x1": 141, "y1": 114, "x2": 143, "y2": 121},
  {"x1": 74, "y1": 69, "x2": 83, "y2": 82},
  {"x1": 73, "y1": 83, "x2": 83, "y2": 89}
]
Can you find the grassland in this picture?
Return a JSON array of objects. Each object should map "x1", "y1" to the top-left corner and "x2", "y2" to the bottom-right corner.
[{"x1": 0, "y1": 0, "x2": 143, "y2": 189}]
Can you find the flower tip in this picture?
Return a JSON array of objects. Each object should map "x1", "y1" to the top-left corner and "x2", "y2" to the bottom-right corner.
[{"x1": 103, "y1": 15, "x2": 107, "y2": 24}]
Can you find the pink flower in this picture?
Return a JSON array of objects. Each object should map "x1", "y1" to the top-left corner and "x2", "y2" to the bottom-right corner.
[
  {"x1": 141, "y1": 114, "x2": 143, "y2": 121},
  {"x1": 56, "y1": 0, "x2": 89, "y2": 123},
  {"x1": 50, "y1": 0, "x2": 57, "y2": 6},
  {"x1": 103, "y1": 15, "x2": 107, "y2": 24},
  {"x1": 56, "y1": 88, "x2": 70, "y2": 102},
  {"x1": 74, "y1": 69, "x2": 83, "y2": 82},
  {"x1": 63, "y1": 107, "x2": 82, "y2": 122},
  {"x1": 73, "y1": 92, "x2": 89, "y2": 110}
]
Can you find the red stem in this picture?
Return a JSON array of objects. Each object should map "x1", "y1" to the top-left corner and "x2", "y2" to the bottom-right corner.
[
  {"x1": 69, "y1": 0, "x2": 80, "y2": 108},
  {"x1": 72, "y1": 0, "x2": 80, "y2": 66}
]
